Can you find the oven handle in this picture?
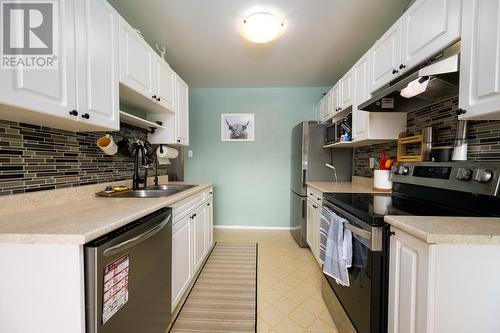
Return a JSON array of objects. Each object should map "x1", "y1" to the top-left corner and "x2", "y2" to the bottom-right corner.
[
  {"x1": 344, "y1": 223, "x2": 372, "y2": 241},
  {"x1": 322, "y1": 200, "x2": 383, "y2": 251}
]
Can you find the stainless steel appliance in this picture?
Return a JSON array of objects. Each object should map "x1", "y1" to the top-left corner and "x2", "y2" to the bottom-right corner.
[
  {"x1": 360, "y1": 42, "x2": 460, "y2": 113},
  {"x1": 85, "y1": 208, "x2": 172, "y2": 333},
  {"x1": 324, "y1": 113, "x2": 353, "y2": 145},
  {"x1": 321, "y1": 161, "x2": 500, "y2": 333},
  {"x1": 290, "y1": 121, "x2": 353, "y2": 247}
]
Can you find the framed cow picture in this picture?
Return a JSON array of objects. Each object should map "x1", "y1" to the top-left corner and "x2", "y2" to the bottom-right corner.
[{"x1": 221, "y1": 113, "x2": 255, "y2": 142}]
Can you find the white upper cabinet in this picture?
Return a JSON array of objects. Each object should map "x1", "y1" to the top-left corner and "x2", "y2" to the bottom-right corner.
[
  {"x1": 321, "y1": 90, "x2": 332, "y2": 122},
  {"x1": 75, "y1": 0, "x2": 120, "y2": 130},
  {"x1": 0, "y1": 0, "x2": 120, "y2": 131},
  {"x1": 459, "y1": 0, "x2": 500, "y2": 120},
  {"x1": 155, "y1": 58, "x2": 176, "y2": 111},
  {"x1": 176, "y1": 75, "x2": 190, "y2": 145},
  {"x1": 0, "y1": 0, "x2": 77, "y2": 128},
  {"x1": 401, "y1": 0, "x2": 462, "y2": 72},
  {"x1": 353, "y1": 54, "x2": 371, "y2": 141},
  {"x1": 119, "y1": 18, "x2": 155, "y2": 100},
  {"x1": 340, "y1": 70, "x2": 353, "y2": 110},
  {"x1": 370, "y1": 19, "x2": 403, "y2": 93}
]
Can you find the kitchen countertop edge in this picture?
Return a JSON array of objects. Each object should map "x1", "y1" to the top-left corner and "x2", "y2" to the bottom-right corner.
[
  {"x1": 384, "y1": 215, "x2": 500, "y2": 245},
  {"x1": 0, "y1": 182, "x2": 213, "y2": 245}
]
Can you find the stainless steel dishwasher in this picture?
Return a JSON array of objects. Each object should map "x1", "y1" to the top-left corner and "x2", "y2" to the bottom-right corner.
[{"x1": 85, "y1": 208, "x2": 172, "y2": 333}]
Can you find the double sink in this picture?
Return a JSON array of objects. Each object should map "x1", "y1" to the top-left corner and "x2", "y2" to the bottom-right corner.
[{"x1": 116, "y1": 184, "x2": 197, "y2": 198}]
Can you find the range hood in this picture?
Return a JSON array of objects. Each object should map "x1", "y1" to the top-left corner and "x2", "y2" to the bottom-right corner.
[{"x1": 359, "y1": 42, "x2": 460, "y2": 113}]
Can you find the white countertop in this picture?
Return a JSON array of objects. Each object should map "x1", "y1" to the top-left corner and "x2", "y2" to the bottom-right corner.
[
  {"x1": 385, "y1": 215, "x2": 500, "y2": 245},
  {"x1": 0, "y1": 180, "x2": 213, "y2": 245},
  {"x1": 306, "y1": 176, "x2": 384, "y2": 194}
]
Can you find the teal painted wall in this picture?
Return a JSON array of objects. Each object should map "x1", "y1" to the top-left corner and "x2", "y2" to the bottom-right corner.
[{"x1": 185, "y1": 87, "x2": 327, "y2": 227}]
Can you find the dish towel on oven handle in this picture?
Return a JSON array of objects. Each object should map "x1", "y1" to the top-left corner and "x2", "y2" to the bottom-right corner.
[{"x1": 323, "y1": 210, "x2": 353, "y2": 287}]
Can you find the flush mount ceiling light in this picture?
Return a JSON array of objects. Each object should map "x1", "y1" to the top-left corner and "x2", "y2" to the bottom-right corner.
[{"x1": 243, "y1": 12, "x2": 284, "y2": 43}]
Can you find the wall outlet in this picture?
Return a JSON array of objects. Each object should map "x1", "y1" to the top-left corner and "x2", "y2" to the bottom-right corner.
[
  {"x1": 188, "y1": 150, "x2": 193, "y2": 158},
  {"x1": 369, "y1": 157, "x2": 375, "y2": 169}
]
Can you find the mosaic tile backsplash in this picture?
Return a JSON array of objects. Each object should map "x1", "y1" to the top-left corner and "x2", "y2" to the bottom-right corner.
[
  {"x1": 0, "y1": 120, "x2": 172, "y2": 195},
  {"x1": 353, "y1": 97, "x2": 500, "y2": 177}
]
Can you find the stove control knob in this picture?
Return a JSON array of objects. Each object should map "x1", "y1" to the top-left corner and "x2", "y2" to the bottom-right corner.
[
  {"x1": 456, "y1": 168, "x2": 473, "y2": 181},
  {"x1": 398, "y1": 166, "x2": 410, "y2": 175},
  {"x1": 474, "y1": 169, "x2": 493, "y2": 183}
]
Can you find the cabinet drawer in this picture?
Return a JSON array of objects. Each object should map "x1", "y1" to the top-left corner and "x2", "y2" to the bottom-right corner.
[
  {"x1": 172, "y1": 192, "x2": 205, "y2": 223},
  {"x1": 307, "y1": 187, "x2": 323, "y2": 204}
]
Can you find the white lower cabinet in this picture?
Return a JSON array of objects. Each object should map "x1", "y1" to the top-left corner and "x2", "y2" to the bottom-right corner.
[
  {"x1": 192, "y1": 203, "x2": 207, "y2": 273},
  {"x1": 306, "y1": 187, "x2": 322, "y2": 264},
  {"x1": 171, "y1": 215, "x2": 193, "y2": 309},
  {"x1": 388, "y1": 226, "x2": 500, "y2": 333},
  {"x1": 171, "y1": 187, "x2": 214, "y2": 310}
]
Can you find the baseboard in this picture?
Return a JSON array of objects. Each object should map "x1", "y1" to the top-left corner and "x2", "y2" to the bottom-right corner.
[{"x1": 213, "y1": 225, "x2": 292, "y2": 231}]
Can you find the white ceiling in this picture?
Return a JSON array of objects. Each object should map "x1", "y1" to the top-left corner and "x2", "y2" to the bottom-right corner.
[{"x1": 107, "y1": 0, "x2": 412, "y2": 88}]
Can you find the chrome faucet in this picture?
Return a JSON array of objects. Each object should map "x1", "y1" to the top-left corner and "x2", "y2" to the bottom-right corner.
[{"x1": 325, "y1": 163, "x2": 338, "y2": 182}]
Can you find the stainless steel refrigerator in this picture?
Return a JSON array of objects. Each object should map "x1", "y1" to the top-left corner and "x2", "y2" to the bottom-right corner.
[{"x1": 290, "y1": 121, "x2": 352, "y2": 247}]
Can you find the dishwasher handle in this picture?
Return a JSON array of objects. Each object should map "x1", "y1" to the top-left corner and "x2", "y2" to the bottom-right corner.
[{"x1": 103, "y1": 214, "x2": 171, "y2": 257}]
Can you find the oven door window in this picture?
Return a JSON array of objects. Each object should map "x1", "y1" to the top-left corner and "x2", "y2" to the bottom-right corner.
[{"x1": 327, "y1": 234, "x2": 373, "y2": 333}]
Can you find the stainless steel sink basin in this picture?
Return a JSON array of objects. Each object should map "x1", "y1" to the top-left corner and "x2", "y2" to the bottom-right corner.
[
  {"x1": 153, "y1": 184, "x2": 196, "y2": 191},
  {"x1": 114, "y1": 184, "x2": 197, "y2": 198}
]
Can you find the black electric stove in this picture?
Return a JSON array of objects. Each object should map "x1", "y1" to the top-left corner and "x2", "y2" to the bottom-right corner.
[{"x1": 321, "y1": 161, "x2": 500, "y2": 333}]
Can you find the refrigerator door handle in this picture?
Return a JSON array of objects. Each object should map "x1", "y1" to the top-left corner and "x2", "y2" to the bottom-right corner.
[
  {"x1": 103, "y1": 214, "x2": 171, "y2": 257},
  {"x1": 302, "y1": 199, "x2": 306, "y2": 219},
  {"x1": 302, "y1": 169, "x2": 306, "y2": 188}
]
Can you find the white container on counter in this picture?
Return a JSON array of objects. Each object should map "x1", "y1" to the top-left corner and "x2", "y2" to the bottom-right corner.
[{"x1": 374, "y1": 170, "x2": 392, "y2": 190}]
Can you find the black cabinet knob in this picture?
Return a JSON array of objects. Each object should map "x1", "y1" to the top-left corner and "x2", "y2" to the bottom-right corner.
[
  {"x1": 81, "y1": 113, "x2": 90, "y2": 119},
  {"x1": 209, "y1": 191, "x2": 213, "y2": 195},
  {"x1": 177, "y1": 139, "x2": 181, "y2": 143},
  {"x1": 157, "y1": 97, "x2": 161, "y2": 102},
  {"x1": 392, "y1": 69, "x2": 399, "y2": 74},
  {"x1": 399, "y1": 64, "x2": 406, "y2": 70},
  {"x1": 207, "y1": 203, "x2": 210, "y2": 206},
  {"x1": 69, "y1": 110, "x2": 78, "y2": 116},
  {"x1": 387, "y1": 230, "x2": 395, "y2": 237},
  {"x1": 152, "y1": 95, "x2": 157, "y2": 100},
  {"x1": 457, "y1": 108, "x2": 467, "y2": 115}
]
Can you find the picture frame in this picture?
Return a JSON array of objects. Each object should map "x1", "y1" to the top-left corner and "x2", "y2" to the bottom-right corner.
[{"x1": 221, "y1": 113, "x2": 255, "y2": 142}]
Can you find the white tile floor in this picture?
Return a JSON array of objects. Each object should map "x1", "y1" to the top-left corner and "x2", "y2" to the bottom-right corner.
[{"x1": 214, "y1": 229, "x2": 339, "y2": 333}]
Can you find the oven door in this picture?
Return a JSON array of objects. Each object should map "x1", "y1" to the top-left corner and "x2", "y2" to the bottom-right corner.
[{"x1": 322, "y1": 202, "x2": 389, "y2": 333}]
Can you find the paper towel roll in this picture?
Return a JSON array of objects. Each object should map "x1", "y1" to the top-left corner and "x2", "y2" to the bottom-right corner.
[
  {"x1": 157, "y1": 146, "x2": 178, "y2": 159},
  {"x1": 157, "y1": 146, "x2": 178, "y2": 165}
]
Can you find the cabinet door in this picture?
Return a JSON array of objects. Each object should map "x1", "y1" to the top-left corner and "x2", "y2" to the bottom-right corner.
[
  {"x1": 370, "y1": 19, "x2": 402, "y2": 93},
  {"x1": 340, "y1": 71, "x2": 353, "y2": 110},
  {"x1": 176, "y1": 75, "x2": 190, "y2": 145},
  {"x1": 205, "y1": 200, "x2": 214, "y2": 251},
  {"x1": 119, "y1": 18, "x2": 155, "y2": 100},
  {"x1": 0, "y1": 0, "x2": 77, "y2": 120},
  {"x1": 401, "y1": 0, "x2": 461, "y2": 72},
  {"x1": 459, "y1": 0, "x2": 500, "y2": 120},
  {"x1": 172, "y1": 216, "x2": 192, "y2": 309},
  {"x1": 192, "y1": 205, "x2": 207, "y2": 273},
  {"x1": 155, "y1": 59, "x2": 175, "y2": 112},
  {"x1": 353, "y1": 54, "x2": 371, "y2": 141},
  {"x1": 313, "y1": 206, "x2": 322, "y2": 264},
  {"x1": 314, "y1": 102, "x2": 321, "y2": 122},
  {"x1": 322, "y1": 91, "x2": 332, "y2": 121},
  {"x1": 306, "y1": 200, "x2": 315, "y2": 249},
  {"x1": 388, "y1": 228, "x2": 430, "y2": 333},
  {"x1": 75, "y1": 0, "x2": 119, "y2": 130}
]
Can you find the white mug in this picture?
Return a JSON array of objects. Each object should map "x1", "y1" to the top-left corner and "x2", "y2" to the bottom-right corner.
[{"x1": 97, "y1": 134, "x2": 118, "y2": 156}]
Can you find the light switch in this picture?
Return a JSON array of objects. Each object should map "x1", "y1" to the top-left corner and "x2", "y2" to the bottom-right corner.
[{"x1": 188, "y1": 150, "x2": 193, "y2": 158}]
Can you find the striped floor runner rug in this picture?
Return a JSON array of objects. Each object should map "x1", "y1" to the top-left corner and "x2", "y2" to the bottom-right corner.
[{"x1": 170, "y1": 242, "x2": 258, "y2": 333}]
